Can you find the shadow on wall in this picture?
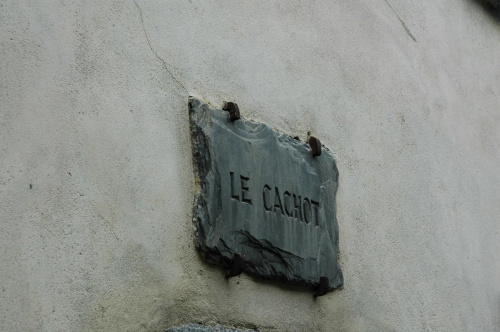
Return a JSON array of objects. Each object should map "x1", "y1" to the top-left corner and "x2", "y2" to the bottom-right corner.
[{"x1": 474, "y1": 0, "x2": 500, "y2": 20}]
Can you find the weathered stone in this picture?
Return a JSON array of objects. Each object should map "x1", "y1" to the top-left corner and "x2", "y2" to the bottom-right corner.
[
  {"x1": 477, "y1": 0, "x2": 500, "y2": 19},
  {"x1": 189, "y1": 97, "x2": 343, "y2": 292}
]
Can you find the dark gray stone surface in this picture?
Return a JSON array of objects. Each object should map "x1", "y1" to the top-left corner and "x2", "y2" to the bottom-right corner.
[
  {"x1": 477, "y1": 0, "x2": 500, "y2": 19},
  {"x1": 166, "y1": 323, "x2": 256, "y2": 332},
  {"x1": 189, "y1": 97, "x2": 343, "y2": 292},
  {"x1": 486, "y1": 0, "x2": 500, "y2": 7}
]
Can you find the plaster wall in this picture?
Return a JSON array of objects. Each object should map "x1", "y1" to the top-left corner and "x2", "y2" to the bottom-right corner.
[{"x1": 1, "y1": 0, "x2": 499, "y2": 331}]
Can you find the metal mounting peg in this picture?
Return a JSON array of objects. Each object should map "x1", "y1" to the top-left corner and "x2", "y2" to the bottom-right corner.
[
  {"x1": 309, "y1": 136, "x2": 322, "y2": 157},
  {"x1": 313, "y1": 276, "x2": 329, "y2": 297},
  {"x1": 225, "y1": 253, "x2": 246, "y2": 279},
  {"x1": 223, "y1": 102, "x2": 241, "y2": 121}
]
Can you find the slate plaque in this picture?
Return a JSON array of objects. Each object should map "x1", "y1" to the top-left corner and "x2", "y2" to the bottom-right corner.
[{"x1": 189, "y1": 97, "x2": 343, "y2": 292}]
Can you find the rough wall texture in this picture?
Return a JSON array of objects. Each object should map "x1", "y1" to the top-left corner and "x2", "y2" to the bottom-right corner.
[{"x1": 1, "y1": 0, "x2": 499, "y2": 331}]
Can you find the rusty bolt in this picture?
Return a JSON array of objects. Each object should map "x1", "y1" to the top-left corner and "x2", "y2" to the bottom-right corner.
[
  {"x1": 223, "y1": 102, "x2": 240, "y2": 121},
  {"x1": 309, "y1": 136, "x2": 322, "y2": 157}
]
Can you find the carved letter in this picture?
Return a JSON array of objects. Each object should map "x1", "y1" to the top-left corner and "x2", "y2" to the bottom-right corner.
[
  {"x1": 263, "y1": 184, "x2": 272, "y2": 211},
  {"x1": 303, "y1": 198, "x2": 312, "y2": 224},
  {"x1": 240, "y1": 175, "x2": 252, "y2": 205},
  {"x1": 230, "y1": 172, "x2": 239, "y2": 201},
  {"x1": 311, "y1": 200, "x2": 320, "y2": 226},
  {"x1": 293, "y1": 194, "x2": 302, "y2": 222},
  {"x1": 274, "y1": 187, "x2": 284, "y2": 215},
  {"x1": 283, "y1": 191, "x2": 293, "y2": 217}
]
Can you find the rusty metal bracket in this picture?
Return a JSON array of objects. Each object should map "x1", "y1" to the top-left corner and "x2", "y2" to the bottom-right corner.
[
  {"x1": 223, "y1": 102, "x2": 241, "y2": 121},
  {"x1": 309, "y1": 136, "x2": 322, "y2": 157}
]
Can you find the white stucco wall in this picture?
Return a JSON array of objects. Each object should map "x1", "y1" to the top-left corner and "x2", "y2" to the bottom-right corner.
[{"x1": 1, "y1": 0, "x2": 499, "y2": 331}]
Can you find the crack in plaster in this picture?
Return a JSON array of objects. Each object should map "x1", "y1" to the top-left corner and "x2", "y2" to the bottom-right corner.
[
  {"x1": 384, "y1": 0, "x2": 417, "y2": 42},
  {"x1": 134, "y1": 0, "x2": 187, "y2": 90}
]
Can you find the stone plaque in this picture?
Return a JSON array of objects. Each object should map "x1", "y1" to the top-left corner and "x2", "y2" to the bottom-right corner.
[{"x1": 189, "y1": 97, "x2": 343, "y2": 292}]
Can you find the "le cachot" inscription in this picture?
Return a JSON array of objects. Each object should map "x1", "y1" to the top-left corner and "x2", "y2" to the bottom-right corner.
[{"x1": 230, "y1": 171, "x2": 320, "y2": 226}]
